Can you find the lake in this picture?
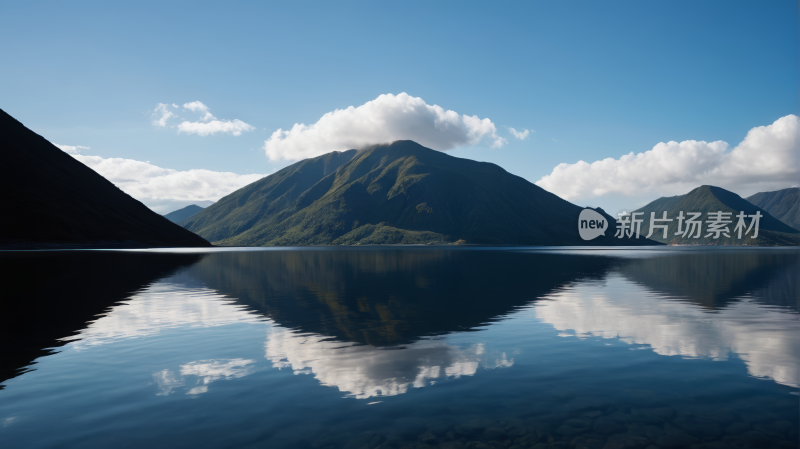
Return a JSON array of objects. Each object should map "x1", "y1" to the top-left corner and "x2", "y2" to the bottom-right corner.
[{"x1": 0, "y1": 247, "x2": 798, "y2": 449}]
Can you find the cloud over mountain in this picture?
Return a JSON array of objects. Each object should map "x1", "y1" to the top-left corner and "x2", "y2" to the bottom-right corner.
[
  {"x1": 536, "y1": 115, "x2": 800, "y2": 201},
  {"x1": 59, "y1": 147, "x2": 266, "y2": 213},
  {"x1": 263, "y1": 93, "x2": 506, "y2": 162},
  {"x1": 151, "y1": 101, "x2": 255, "y2": 136}
]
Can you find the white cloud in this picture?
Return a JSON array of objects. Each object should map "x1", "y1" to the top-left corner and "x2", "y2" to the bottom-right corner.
[
  {"x1": 536, "y1": 114, "x2": 800, "y2": 201},
  {"x1": 182, "y1": 101, "x2": 214, "y2": 121},
  {"x1": 152, "y1": 103, "x2": 176, "y2": 128},
  {"x1": 177, "y1": 119, "x2": 255, "y2": 137},
  {"x1": 263, "y1": 93, "x2": 506, "y2": 162},
  {"x1": 65, "y1": 150, "x2": 267, "y2": 213},
  {"x1": 151, "y1": 101, "x2": 255, "y2": 136},
  {"x1": 55, "y1": 144, "x2": 90, "y2": 155},
  {"x1": 506, "y1": 126, "x2": 531, "y2": 140}
]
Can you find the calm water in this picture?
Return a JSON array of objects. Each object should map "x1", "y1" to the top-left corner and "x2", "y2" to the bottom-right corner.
[{"x1": 0, "y1": 247, "x2": 798, "y2": 449}]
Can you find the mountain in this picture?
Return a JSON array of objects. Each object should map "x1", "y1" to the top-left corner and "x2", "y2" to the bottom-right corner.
[
  {"x1": 164, "y1": 204, "x2": 205, "y2": 223},
  {"x1": 746, "y1": 187, "x2": 800, "y2": 231},
  {"x1": 182, "y1": 140, "x2": 656, "y2": 246},
  {"x1": 632, "y1": 185, "x2": 800, "y2": 246},
  {"x1": 0, "y1": 108, "x2": 211, "y2": 249}
]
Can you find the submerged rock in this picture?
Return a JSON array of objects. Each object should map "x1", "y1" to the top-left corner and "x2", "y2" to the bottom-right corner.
[
  {"x1": 594, "y1": 418, "x2": 627, "y2": 436},
  {"x1": 602, "y1": 434, "x2": 649, "y2": 449},
  {"x1": 439, "y1": 443, "x2": 465, "y2": 449},
  {"x1": 723, "y1": 422, "x2": 750, "y2": 436},
  {"x1": 703, "y1": 442, "x2": 735, "y2": 449},
  {"x1": 656, "y1": 434, "x2": 697, "y2": 449},
  {"x1": 344, "y1": 431, "x2": 379, "y2": 449},
  {"x1": 565, "y1": 418, "x2": 594, "y2": 429},
  {"x1": 483, "y1": 427, "x2": 506, "y2": 441},
  {"x1": 393, "y1": 418, "x2": 428, "y2": 439},
  {"x1": 722, "y1": 430, "x2": 769, "y2": 448},
  {"x1": 418, "y1": 431, "x2": 438, "y2": 445}
]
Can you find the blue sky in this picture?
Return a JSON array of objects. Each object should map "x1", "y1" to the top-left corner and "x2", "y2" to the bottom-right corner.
[{"x1": 2, "y1": 1, "x2": 798, "y2": 213}]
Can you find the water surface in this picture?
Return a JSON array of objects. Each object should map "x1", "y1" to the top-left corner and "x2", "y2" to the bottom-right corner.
[{"x1": 1, "y1": 247, "x2": 798, "y2": 449}]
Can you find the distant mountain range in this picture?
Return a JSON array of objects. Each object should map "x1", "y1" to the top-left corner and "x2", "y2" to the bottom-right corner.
[
  {"x1": 182, "y1": 141, "x2": 654, "y2": 246},
  {"x1": 633, "y1": 185, "x2": 800, "y2": 246},
  {"x1": 746, "y1": 187, "x2": 800, "y2": 231},
  {"x1": 164, "y1": 204, "x2": 205, "y2": 223},
  {"x1": 0, "y1": 109, "x2": 211, "y2": 249}
]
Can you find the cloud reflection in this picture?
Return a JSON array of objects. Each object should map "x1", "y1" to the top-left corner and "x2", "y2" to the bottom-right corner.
[
  {"x1": 535, "y1": 275, "x2": 800, "y2": 387},
  {"x1": 264, "y1": 326, "x2": 512, "y2": 399},
  {"x1": 154, "y1": 359, "x2": 256, "y2": 396},
  {"x1": 63, "y1": 283, "x2": 263, "y2": 349}
]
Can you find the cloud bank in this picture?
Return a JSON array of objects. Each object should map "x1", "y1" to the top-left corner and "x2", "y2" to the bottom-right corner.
[
  {"x1": 151, "y1": 101, "x2": 255, "y2": 136},
  {"x1": 536, "y1": 115, "x2": 800, "y2": 201},
  {"x1": 59, "y1": 146, "x2": 266, "y2": 213},
  {"x1": 263, "y1": 93, "x2": 506, "y2": 162}
]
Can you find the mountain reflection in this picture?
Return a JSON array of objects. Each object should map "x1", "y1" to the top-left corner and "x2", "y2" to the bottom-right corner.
[
  {"x1": 3, "y1": 247, "x2": 798, "y2": 398},
  {"x1": 174, "y1": 249, "x2": 609, "y2": 397},
  {"x1": 536, "y1": 250, "x2": 800, "y2": 388},
  {"x1": 617, "y1": 250, "x2": 800, "y2": 311},
  {"x1": 185, "y1": 249, "x2": 617, "y2": 346},
  {"x1": 0, "y1": 250, "x2": 203, "y2": 386}
]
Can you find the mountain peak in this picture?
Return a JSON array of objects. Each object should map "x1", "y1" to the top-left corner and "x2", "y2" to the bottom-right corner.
[
  {"x1": 181, "y1": 142, "x2": 654, "y2": 246},
  {"x1": 746, "y1": 187, "x2": 800, "y2": 231},
  {"x1": 634, "y1": 185, "x2": 799, "y2": 246},
  {"x1": 164, "y1": 204, "x2": 206, "y2": 224}
]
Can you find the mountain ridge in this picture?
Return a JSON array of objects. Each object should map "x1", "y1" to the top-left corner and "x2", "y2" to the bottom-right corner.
[
  {"x1": 746, "y1": 187, "x2": 800, "y2": 231},
  {"x1": 0, "y1": 108, "x2": 211, "y2": 249},
  {"x1": 164, "y1": 204, "x2": 205, "y2": 223},
  {"x1": 182, "y1": 140, "x2": 653, "y2": 246},
  {"x1": 633, "y1": 185, "x2": 799, "y2": 246}
]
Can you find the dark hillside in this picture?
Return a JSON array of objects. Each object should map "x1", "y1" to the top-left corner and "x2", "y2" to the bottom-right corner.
[
  {"x1": 0, "y1": 108, "x2": 210, "y2": 249},
  {"x1": 746, "y1": 187, "x2": 800, "y2": 231}
]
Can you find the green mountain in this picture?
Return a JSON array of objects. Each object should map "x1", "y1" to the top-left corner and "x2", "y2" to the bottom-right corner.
[
  {"x1": 633, "y1": 185, "x2": 800, "y2": 246},
  {"x1": 182, "y1": 140, "x2": 654, "y2": 246},
  {"x1": 0, "y1": 108, "x2": 211, "y2": 249},
  {"x1": 164, "y1": 204, "x2": 205, "y2": 223},
  {"x1": 746, "y1": 187, "x2": 800, "y2": 231}
]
